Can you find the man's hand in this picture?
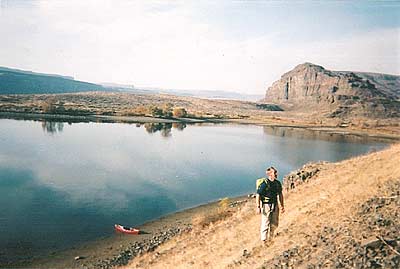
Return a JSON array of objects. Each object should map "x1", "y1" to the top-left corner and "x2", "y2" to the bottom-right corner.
[
  {"x1": 256, "y1": 207, "x2": 261, "y2": 214},
  {"x1": 281, "y1": 206, "x2": 285, "y2": 213}
]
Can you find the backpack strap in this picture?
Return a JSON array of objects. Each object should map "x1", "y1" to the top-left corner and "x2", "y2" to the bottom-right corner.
[{"x1": 256, "y1": 177, "x2": 266, "y2": 190}]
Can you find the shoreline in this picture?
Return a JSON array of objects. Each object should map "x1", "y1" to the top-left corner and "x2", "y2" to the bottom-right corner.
[
  {"x1": 0, "y1": 111, "x2": 209, "y2": 124},
  {"x1": 9, "y1": 195, "x2": 250, "y2": 269},
  {"x1": 1, "y1": 111, "x2": 399, "y2": 142}
]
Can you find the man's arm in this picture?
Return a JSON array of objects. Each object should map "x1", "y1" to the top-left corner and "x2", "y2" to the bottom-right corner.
[
  {"x1": 256, "y1": 180, "x2": 265, "y2": 214},
  {"x1": 256, "y1": 194, "x2": 261, "y2": 214},
  {"x1": 278, "y1": 192, "x2": 285, "y2": 213}
]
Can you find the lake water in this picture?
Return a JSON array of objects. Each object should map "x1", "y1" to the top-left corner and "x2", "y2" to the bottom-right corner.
[{"x1": 0, "y1": 119, "x2": 387, "y2": 263}]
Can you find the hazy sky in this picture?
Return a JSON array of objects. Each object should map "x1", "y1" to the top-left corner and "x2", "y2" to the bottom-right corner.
[{"x1": 0, "y1": 0, "x2": 399, "y2": 94}]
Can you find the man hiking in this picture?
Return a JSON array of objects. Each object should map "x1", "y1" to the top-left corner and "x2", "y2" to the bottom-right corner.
[{"x1": 256, "y1": 166, "x2": 285, "y2": 243}]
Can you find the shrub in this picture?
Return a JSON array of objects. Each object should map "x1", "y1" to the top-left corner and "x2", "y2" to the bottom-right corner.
[
  {"x1": 122, "y1": 106, "x2": 149, "y2": 116},
  {"x1": 41, "y1": 98, "x2": 65, "y2": 114},
  {"x1": 149, "y1": 106, "x2": 164, "y2": 117},
  {"x1": 218, "y1": 197, "x2": 230, "y2": 211},
  {"x1": 172, "y1": 107, "x2": 187, "y2": 118},
  {"x1": 41, "y1": 99, "x2": 57, "y2": 113}
]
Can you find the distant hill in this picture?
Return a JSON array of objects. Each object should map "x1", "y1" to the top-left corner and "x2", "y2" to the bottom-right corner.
[
  {"x1": 354, "y1": 72, "x2": 400, "y2": 100},
  {"x1": 0, "y1": 66, "x2": 261, "y2": 100},
  {"x1": 102, "y1": 83, "x2": 263, "y2": 101},
  {"x1": 0, "y1": 66, "x2": 74, "y2": 80},
  {"x1": 151, "y1": 88, "x2": 264, "y2": 102},
  {"x1": 0, "y1": 66, "x2": 105, "y2": 94},
  {"x1": 264, "y1": 63, "x2": 400, "y2": 118}
]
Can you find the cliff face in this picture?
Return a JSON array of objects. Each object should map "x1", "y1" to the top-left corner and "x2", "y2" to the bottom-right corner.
[{"x1": 264, "y1": 63, "x2": 400, "y2": 118}]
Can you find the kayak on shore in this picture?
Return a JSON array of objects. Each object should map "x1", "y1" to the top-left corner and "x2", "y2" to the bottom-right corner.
[{"x1": 114, "y1": 224, "x2": 140, "y2": 235}]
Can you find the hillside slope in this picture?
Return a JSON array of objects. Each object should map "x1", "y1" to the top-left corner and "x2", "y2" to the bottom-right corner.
[
  {"x1": 0, "y1": 91, "x2": 282, "y2": 118},
  {"x1": 355, "y1": 72, "x2": 400, "y2": 100},
  {"x1": 123, "y1": 143, "x2": 400, "y2": 269},
  {"x1": 0, "y1": 67, "x2": 105, "y2": 94},
  {"x1": 264, "y1": 63, "x2": 400, "y2": 119}
]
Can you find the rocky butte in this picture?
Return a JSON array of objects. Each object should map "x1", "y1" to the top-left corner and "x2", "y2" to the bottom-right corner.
[{"x1": 263, "y1": 63, "x2": 400, "y2": 119}]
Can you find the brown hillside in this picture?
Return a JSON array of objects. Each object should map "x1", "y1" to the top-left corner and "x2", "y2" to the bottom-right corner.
[{"x1": 122, "y1": 143, "x2": 400, "y2": 269}]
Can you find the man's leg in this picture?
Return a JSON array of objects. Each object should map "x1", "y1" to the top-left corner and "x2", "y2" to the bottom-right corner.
[
  {"x1": 270, "y1": 204, "x2": 280, "y2": 238},
  {"x1": 260, "y1": 204, "x2": 271, "y2": 241}
]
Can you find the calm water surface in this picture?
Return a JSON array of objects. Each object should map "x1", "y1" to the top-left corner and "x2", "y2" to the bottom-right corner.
[{"x1": 0, "y1": 119, "x2": 387, "y2": 263}]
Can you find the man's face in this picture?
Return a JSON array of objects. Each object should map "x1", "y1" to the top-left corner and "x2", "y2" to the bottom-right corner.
[{"x1": 267, "y1": 169, "x2": 276, "y2": 180}]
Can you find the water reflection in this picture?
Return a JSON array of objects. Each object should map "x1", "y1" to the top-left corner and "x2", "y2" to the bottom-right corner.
[
  {"x1": 41, "y1": 121, "x2": 64, "y2": 134},
  {"x1": 144, "y1": 123, "x2": 172, "y2": 137},
  {"x1": 37, "y1": 120, "x2": 390, "y2": 144},
  {"x1": 0, "y1": 166, "x2": 178, "y2": 264},
  {"x1": 141, "y1": 122, "x2": 187, "y2": 137},
  {"x1": 172, "y1": 122, "x2": 187, "y2": 131},
  {"x1": 40, "y1": 121, "x2": 187, "y2": 137},
  {"x1": 263, "y1": 126, "x2": 393, "y2": 144}
]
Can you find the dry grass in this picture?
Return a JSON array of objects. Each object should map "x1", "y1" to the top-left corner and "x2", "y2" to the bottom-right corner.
[
  {"x1": 0, "y1": 92, "x2": 268, "y2": 119},
  {"x1": 121, "y1": 143, "x2": 400, "y2": 269},
  {"x1": 191, "y1": 198, "x2": 233, "y2": 231}
]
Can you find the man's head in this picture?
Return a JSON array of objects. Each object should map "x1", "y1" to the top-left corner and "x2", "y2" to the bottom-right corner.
[{"x1": 266, "y1": 166, "x2": 278, "y2": 180}]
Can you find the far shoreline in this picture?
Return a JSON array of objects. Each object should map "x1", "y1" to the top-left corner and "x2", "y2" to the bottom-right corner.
[{"x1": 1, "y1": 111, "x2": 399, "y2": 143}]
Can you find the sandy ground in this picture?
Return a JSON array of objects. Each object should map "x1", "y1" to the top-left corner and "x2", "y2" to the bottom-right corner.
[{"x1": 121, "y1": 143, "x2": 400, "y2": 269}]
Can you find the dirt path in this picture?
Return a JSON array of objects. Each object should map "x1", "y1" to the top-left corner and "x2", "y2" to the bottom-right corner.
[{"x1": 123, "y1": 143, "x2": 400, "y2": 269}]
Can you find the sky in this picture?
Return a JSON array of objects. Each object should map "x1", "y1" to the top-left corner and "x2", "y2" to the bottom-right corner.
[{"x1": 0, "y1": 0, "x2": 399, "y2": 94}]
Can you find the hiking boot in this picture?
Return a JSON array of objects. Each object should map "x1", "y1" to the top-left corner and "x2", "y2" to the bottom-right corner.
[{"x1": 262, "y1": 239, "x2": 274, "y2": 247}]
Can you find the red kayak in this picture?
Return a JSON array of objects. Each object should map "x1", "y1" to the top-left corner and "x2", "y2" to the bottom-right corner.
[{"x1": 114, "y1": 224, "x2": 140, "y2": 235}]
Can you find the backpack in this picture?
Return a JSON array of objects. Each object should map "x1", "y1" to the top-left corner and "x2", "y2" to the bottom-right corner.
[{"x1": 256, "y1": 177, "x2": 272, "y2": 203}]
